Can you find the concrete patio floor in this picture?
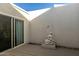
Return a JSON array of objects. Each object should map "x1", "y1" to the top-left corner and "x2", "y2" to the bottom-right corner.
[{"x1": 0, "y1": 44, "x2": 79, "y2": 56}]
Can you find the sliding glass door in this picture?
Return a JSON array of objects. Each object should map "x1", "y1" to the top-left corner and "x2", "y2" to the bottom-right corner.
[
  {"x1": 15, "y1": 19, "x2": 24, "y2": 46},
  {"x1": 0, "y1": 14, "x2": 11, "y2": 52},
  {"x1": 0, "y1": 14, "x2": 24, "y2": 52}
]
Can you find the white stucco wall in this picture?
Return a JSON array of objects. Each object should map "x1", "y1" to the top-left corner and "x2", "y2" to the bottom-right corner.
[
  {"x1": 30, "y1": 4, "x2": 79, "y2": 48},
  {"x1": 0, "y1": 3, "x2": 29, "y2": 43}
]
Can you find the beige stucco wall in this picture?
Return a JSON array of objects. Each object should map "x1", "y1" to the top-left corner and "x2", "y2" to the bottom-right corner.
[
  {"x1": 0, "y1": 3, "x2": 26, "y2": 19},
  {"x1": 0, "y1": 3, "x2": 29, "y2": 43},
  {"x1": 30, "y1": 4, "x2": 79, "y2": 48}
]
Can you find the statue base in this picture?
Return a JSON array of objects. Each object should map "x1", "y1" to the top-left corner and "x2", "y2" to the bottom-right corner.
[{"x1": 41, "y1": 44, "x2": 56, "y2": 49}]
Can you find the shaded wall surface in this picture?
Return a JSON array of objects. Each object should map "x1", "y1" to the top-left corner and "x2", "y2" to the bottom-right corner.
[{"x1": 30, "y1": 4, "x2": 79, "y2": 48}]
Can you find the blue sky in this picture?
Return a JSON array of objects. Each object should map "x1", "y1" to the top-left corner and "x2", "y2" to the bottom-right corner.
[
  {"x1": 14, "y1": 3, "x2": 65, "y2": 11},
  {"x1": 14, "y1": 3, "x2": 55, "y2": 11}
]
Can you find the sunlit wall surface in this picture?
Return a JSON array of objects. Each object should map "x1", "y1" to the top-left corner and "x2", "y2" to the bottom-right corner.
[{"x1": 13, "y1": 3, "x2": 66, "y2": 21}]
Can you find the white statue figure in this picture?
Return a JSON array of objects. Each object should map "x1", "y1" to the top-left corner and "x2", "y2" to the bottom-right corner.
[
  {"x1": 45, "y1": 32, "x2": 56, "y2": 45},
  {"x1": 42, "y1": 32, "x2": 56, "y2": 49}
]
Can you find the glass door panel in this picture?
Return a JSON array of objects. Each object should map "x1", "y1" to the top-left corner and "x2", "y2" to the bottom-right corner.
[
  {"x1": 15, "y1": 19, "x2": 24, "y2": 46},
  {"x1": 0, "y1": 14, "x2": 11, "y2": 52}
]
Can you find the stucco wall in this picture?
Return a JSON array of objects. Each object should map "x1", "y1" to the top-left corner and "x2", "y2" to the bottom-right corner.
[
  {"x1": 0, "y1": 3, "x2": 29, "y2": 43},
  {"x1": 30, "y1": 4, "x2": 79, "y2": 48}
]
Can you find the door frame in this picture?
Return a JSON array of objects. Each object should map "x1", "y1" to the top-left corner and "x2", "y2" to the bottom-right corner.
[{"x1": 11, "y1": 18, "x2": 24, "y2": 48}]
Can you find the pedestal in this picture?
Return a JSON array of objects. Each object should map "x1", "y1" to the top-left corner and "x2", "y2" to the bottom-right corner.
[{"x1": 41, "y1": 44, "x2": 56, "y2": 49}]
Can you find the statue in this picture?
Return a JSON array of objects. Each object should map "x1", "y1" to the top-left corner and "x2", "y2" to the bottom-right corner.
[
  {"x1": 42, "y1": 32, "x2": 56, "y2": 49},
  {"x1": 45, "y1": 32, "x2": 56, "y2": 45}
]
